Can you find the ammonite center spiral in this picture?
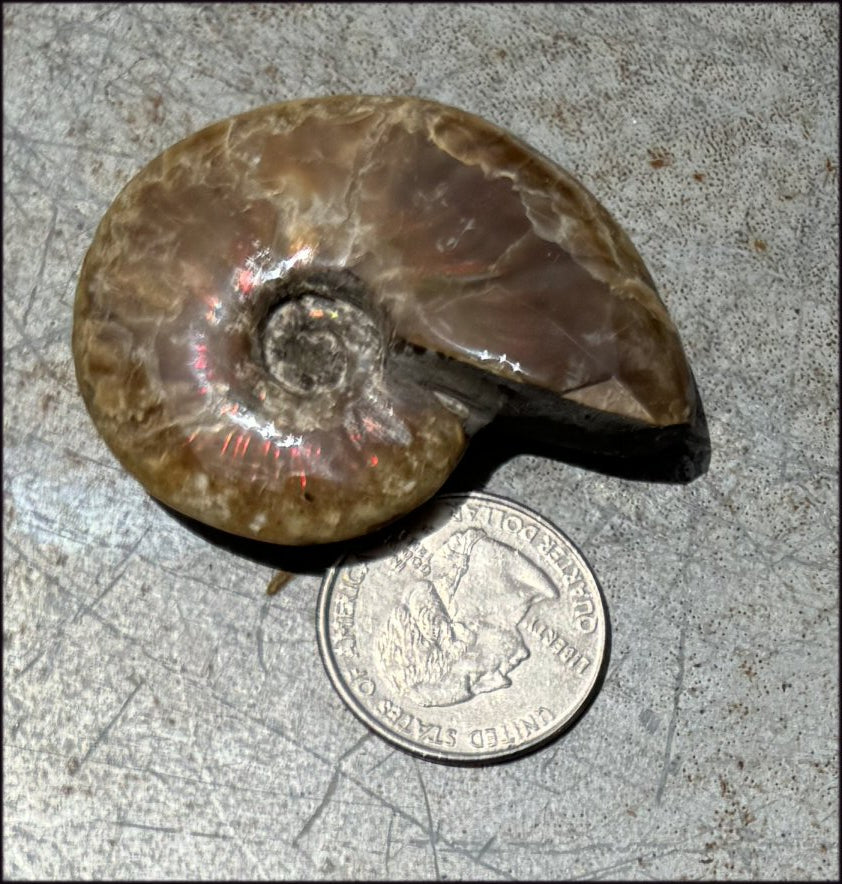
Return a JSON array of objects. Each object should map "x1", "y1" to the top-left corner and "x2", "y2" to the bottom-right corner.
[{"x1": 257, "y1": 270, "x2": 384, "y2": 399}]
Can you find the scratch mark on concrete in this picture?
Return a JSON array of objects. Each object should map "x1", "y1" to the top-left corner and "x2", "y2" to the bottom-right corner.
[
  {"x1": 292, "y1": 732, "x2": 370, "y2": 846},
  {"x1": 60, "y1": 444, "x2": 124, "y2": 473},
  {"x1": 414, "y1": 759, "x2": 441, "y2": 880},
  {"x1": 15, "y1": 646, "x2": 47, "y2": 680},
  {"x1": 6, "y1": 126, "x2": 142, "y2": 161},
  {"x1": 214, "y1": 696, "x2": 515, "y2": 879},
  {"x1": 655, "y1": 622, "x2": 687, "y2": 805},
  {"x1": 477, "y1": 834, "x2": 496, "y2": 861},
  {"x1": 384, "y1": 811, "x2": 395, "y2": 875},
  {"x1": 256, "y1": 599, "x2": 270, "y2": 675},
  {"x1": 77, "y1": 679, "x2": 144, "y2": 772},
  {"x1": 366, "y1": 747, "x2": 397, "y2": 774},
  {"x1": 2, "y1": 305, "x2": 75, "y2": 393},
  {"x1": 569, "y1": 856, "x2": 638, "y2": 880},
  {"x1": 116, "y1": 820, "x2": 233, "y2": 841},
  {"x1": 293, "y1": 768, "x2": 340, "y2": 847},
  {"x1": 71, "y1": 527, "x2": 149, "y2": 625},
  {"x1": 118, "y1": 820, "x2": 180, "y2": 834},
  {"x1": 21, "y1": 202, "x2": 58, "y2": 328}
]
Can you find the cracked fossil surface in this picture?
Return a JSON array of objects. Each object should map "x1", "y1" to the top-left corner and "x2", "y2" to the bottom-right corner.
[{"x1": 73, "y1": 95, "x2": 697, "y2": 545}]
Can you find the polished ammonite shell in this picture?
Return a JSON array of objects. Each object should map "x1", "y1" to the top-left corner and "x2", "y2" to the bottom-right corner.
[{"x1": 73, "y1": 95, "x2": 696, "y2": 545}]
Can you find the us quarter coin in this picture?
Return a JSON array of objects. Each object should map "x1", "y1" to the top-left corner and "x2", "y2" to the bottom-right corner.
[{"x1": 316, "y1": 492, "x2": 608, "y2": 763}]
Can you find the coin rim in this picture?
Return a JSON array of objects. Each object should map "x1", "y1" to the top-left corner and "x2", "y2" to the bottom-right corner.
[{"x1": 316, "y1": 491, "x2": 608, "y2": 764}]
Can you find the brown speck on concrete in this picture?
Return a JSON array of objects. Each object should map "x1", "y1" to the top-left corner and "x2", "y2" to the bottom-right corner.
[
  {"x1": 266, "y1": 571, "x2": 293, "y2": 596},
  {"x1": 693, "y1": 171, "x2": 706, "y2": 182},
  {"x1": 752, "y1": 239, "x2": 767, "y2": 253},
  {"x1": 648, "y1": 148, "x2": 673, "y2": 169},
  {"x1": 146, "y1": 93, "x2": 164, "y2": 125}
]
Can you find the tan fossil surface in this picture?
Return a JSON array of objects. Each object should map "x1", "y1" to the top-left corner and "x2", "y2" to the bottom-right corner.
[{"x1": 73, "y1": 95, "x2": 695, "y2": 544}]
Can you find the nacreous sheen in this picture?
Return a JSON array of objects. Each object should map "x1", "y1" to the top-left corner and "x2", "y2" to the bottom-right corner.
[{"x1": 73, "y1": 95, "x2": 697, "y2": 545}]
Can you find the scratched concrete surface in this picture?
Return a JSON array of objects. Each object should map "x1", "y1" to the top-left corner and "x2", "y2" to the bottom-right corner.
[{"x1": 3, "y1": 3, "x2": 838, "y2": 880}]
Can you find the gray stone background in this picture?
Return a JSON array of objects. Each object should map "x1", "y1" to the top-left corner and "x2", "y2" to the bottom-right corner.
[{"x1": 3, "y1": 2, "x2": 838, "y2": 880}]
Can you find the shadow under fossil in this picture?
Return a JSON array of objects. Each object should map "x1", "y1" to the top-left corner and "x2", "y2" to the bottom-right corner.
[{"x1": 157, "y1": 376, "x2": 710, "y2": 576}]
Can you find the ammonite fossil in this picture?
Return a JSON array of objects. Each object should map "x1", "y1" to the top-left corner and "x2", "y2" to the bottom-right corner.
[{"x1": 73, "y1": 95, "x2": 697, "y2": 545}]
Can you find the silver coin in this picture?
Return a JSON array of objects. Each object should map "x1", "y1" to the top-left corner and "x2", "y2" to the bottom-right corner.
[{"x1": 317, "y1": 492, "x2": 607, "y2": 764}]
